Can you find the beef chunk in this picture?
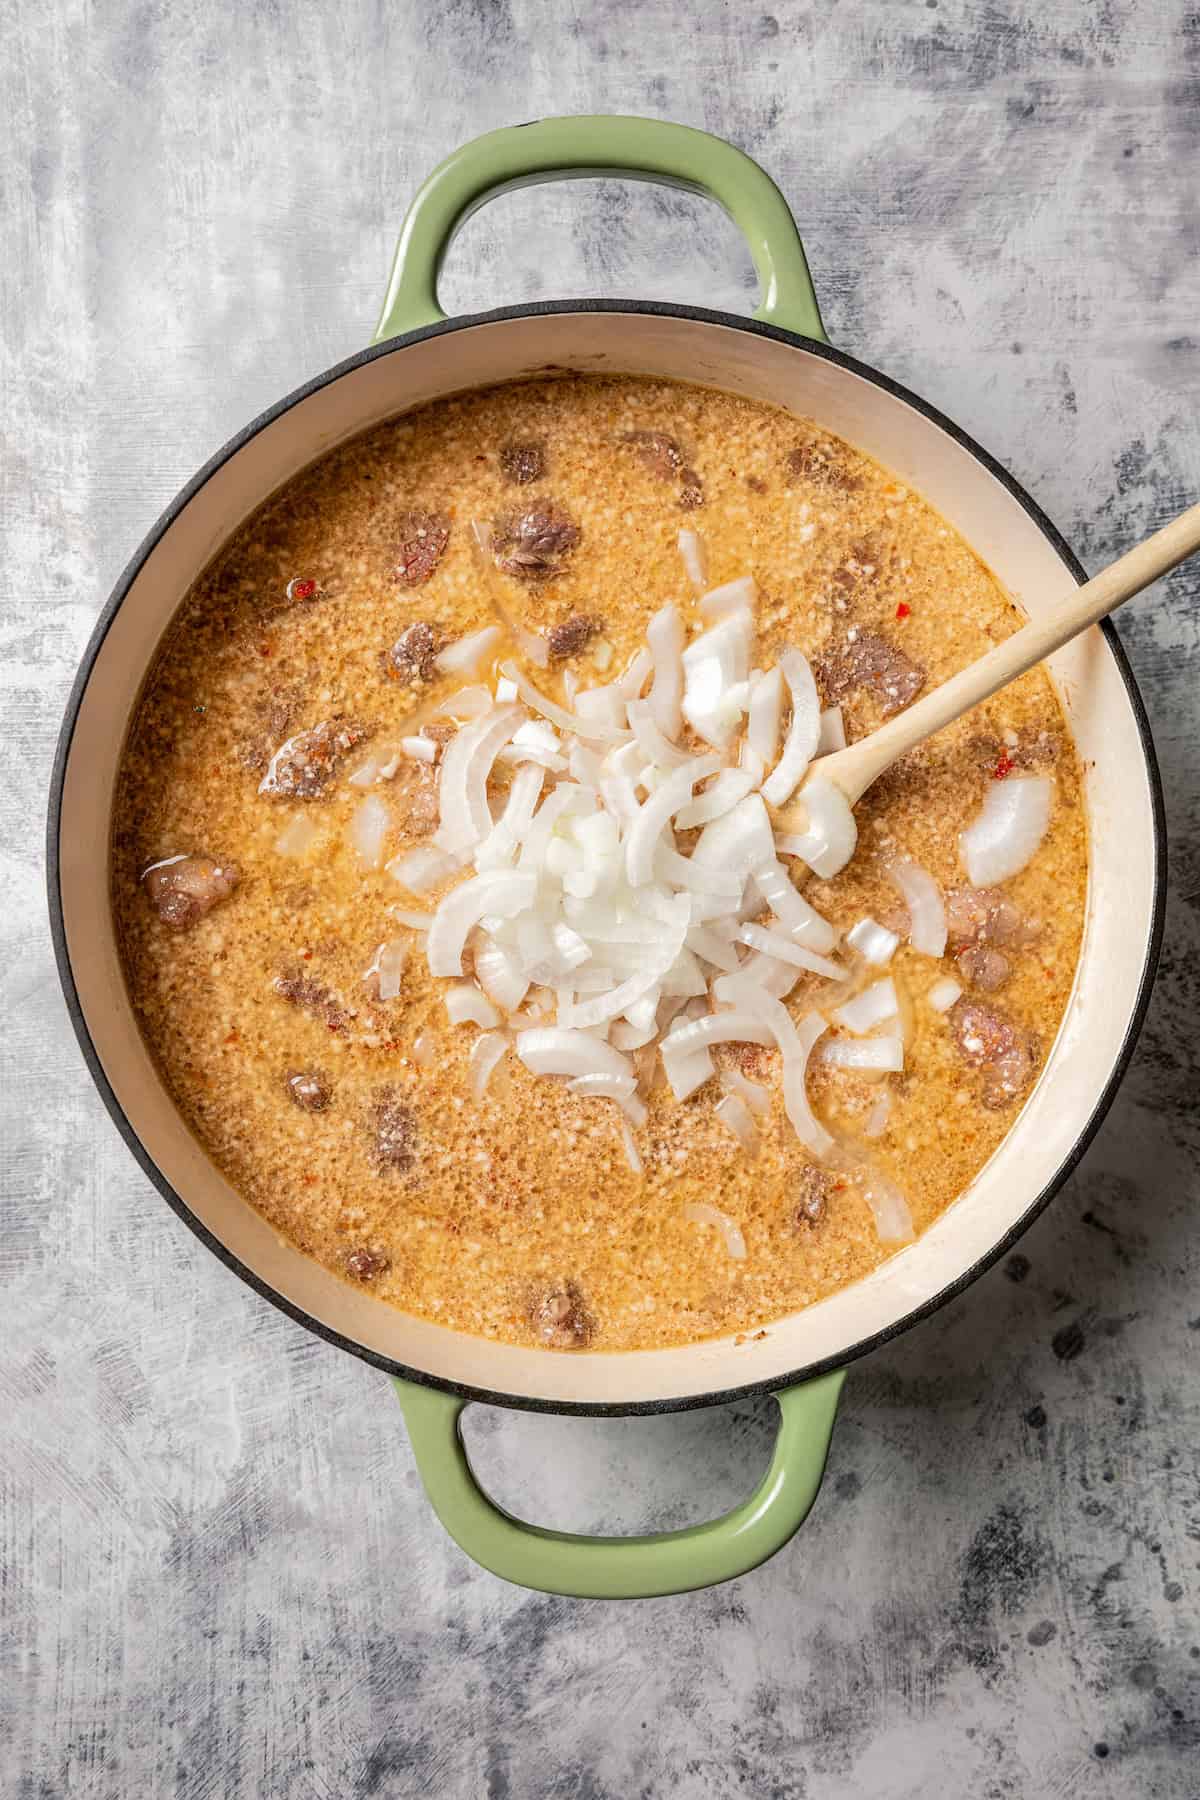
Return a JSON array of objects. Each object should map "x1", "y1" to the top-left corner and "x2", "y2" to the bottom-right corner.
[
  {"x1": 491, "y1": 501, "x2": 581, "y2": 582},
  {"x1": 142, "y1": 855, "x2": 238, "y2": 928},
  {"x1": 783, "y1": 437, "x2": 862, "y2": 493},
  {"x1": 345, "y1": 1247, "x2": 390, "y2": 1282},
  {"x1": 391, "y1": 759, "x2": 440, "y2": 838},
  {"x1": 948, "y1": 996, "x2": 1039, "y2": 1109},
  {"x1": 546, "y1": 613, "x2": 601, "y2": 660},
  {"x1": 499, "y1": 440, "x2": 546, "y2": 485},
  {"x1": 285, "y1": 1069, "x2": 331, "y2": 1112},
  {"x1": 530, "y1": 1283, "x2": 593, "y2": 1350},
  {"x1": 946, "y1": 886, "x2": 1041, "y2": 991},
  {"x1": 794, "y1": 1163, "x2": 831, "y2": 1228},
  {"x1": 818, "y1": 629, "x2": 926, "y2": 718},
  {"x1": 274, "y1": 969, "x2": 350, "y2": 1033},
  {"x1": 393, "y1": 510, "x2": 449, "y2": 587},
  {"x1": 970, "y1": 729, "x2": 1062, "y2": 776},
  {"x1": 622, "y1": 429, "x2": 704, "y2": 508},
  {"x1": 371, "y1": 1088, "x2": 417, "y2": 1171},
  {"x1": 385, "y1": 620, "x2": 444, "y2": 683},
  {"x1": 258, "y1": 717, "x2": 371, "y2": 799}
]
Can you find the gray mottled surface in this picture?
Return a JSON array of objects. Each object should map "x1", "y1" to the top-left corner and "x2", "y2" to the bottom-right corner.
[{"x1": 3, "y1": 0, "x2": 1199, "y2": 1793}]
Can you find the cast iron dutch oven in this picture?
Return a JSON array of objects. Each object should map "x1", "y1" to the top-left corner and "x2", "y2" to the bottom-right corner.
[{"x1": 48, "y1": 117, "x2": 1165, "y2": 1598}]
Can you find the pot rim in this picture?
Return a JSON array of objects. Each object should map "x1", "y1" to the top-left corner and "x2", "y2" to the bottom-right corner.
[{"x1": 46, "y1": 298, "x2": 1168, "y2": 1417}]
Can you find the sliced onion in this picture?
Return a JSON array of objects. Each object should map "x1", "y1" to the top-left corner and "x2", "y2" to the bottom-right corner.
[
  {"x1": 646, "y1": 603, "x2": 685, "y2": 739},
  {"x1": 445, "y1": 983, "x2": 501, "y2": 1028},
  {"x1": 715, "y1": 1093, "x2": 760, "y2": 1157},
  {"x1": 486, "y1": 589, "x2": 550, "y2": 667},
  {"x1": 712, "y1": 980, "x2": 832, "y2": 1159},
  {"x1": 655, "y1": 847, "x2": 743, "y2": 900},
  {"x1": 574, "y1": 685, "x2": 628, "y2": 731},
  {"x1": 474, "y1": 934, "x2": 530, "y2": 1013},
  {"x1": 683, "y1": 1200, "x2": 747, "y2": 1260},
  {"x1": 616, "y1": 647, "x2": 654, "y2": 701},
  {"x1": 747, "y1": 666, "x2": 784, "y2": 769},
  {"x1": 363, "y1": 938, "x2": 407, "y2": 1001},
  {"x1": 816, "y1": 706, "x2": 847, "y2": 756},
  {"x1": 412, "y1": 1029, "x2": 436, "y2": 1067},
  {"x1": 427, "y1": 871, "x2": 537, "y2": 977},
  {"x1": 387, "y1": 844, "x2": 459, "y2": 894},
  {"x1": 685, "y1": 924, "x2": 743, "y2": 972},
  {"x1": 675, "y1": 768, "x2": 756, "y2": 829},
  {"x1": 625, "y1": 698, "x2": 690, "y2": 769},
  {"x1": 435, "y1": 625, "x2": 501, "y2": 677},
  {"x1": 495, "y1": 675, "x2": 518, "y2": 702},
  {"x1": 611, "y1": 1018, "x2": 656, "y2": 1052},
  {"x1": 347, "y1": 794, "x2": 391, "y2": 869},
  {"x1": 846, "y1": 917, "x2": 899, "y2": 966},
  {"x1": 736, "y1": 922, "x2": 843, "y2": 981},
  {"x1": 699, "y1": 575, "x2": 757, "y2": 621},
  {"x1": 433, "y1": 703, "x2": 524, "y2": 855},
  {"x1": 468, "y1": 1030, "x2": 508, "y2": 1099},
  {"x1": 760, "y1": 650, "x2": 821, "y2": 805},
  {"x1": 821, "y1": 1035, "x2": 904, "y2": 1072},
  {"x1": 390, "y1": 906, "x2": 431, "y2": 931},
  {"x1": 568, "y1": 1072, "x2": 647, "y2": 1127},
  {"x1": 960, "y1": 775, "x2": 1053, "y2": 886},
  {"x1": 928, "y1": 976, "x2": 963, "y2": 1013},
  {"x1": 619, "y1": 1117, "x2": 644, "y2": 1174},
  {"x1": 514, "y1": 1027, "x2": 633, "y2": 1082},
  {"x1": 752, "y1": 860, "x2": 839, "y2": 953},
  {"x1": 625, "y1": 754, "x2": 722, "y2": 887},
  {"x1": 678, "y1": 528, "x2": 708, "y2": 592},
  {"x1": 273, "y1": 814, "x2": 321, "y2": 858},
  {"x1": 662, "y1": 1011, "x2": 775, "y2": 1057},
  {"x1": 691, "y1": 793, "x2": 775, "y2": 886},
  {"x1": 438, "y1": 684, "x2": 493, "y2": 720},
  {"x1": 681, "y1": 608, "x2": 753, "y2": 747},
  {"x1": 565, "y1": 897, "x2": 690, "y2": 1029},
  {"x1": 833, "y1": 978, "x2": 899, "y2": 1034},
  {"x1": 865, "y1": 1091, "x2": 892, "y2": 1138},
  {"x1": 399, "y1": 735, "x2": 438, "y2": 764},
  {"x1": 661, "y1": 1041, "x2": 715, "y2": 1100},
  {"x1": 720, "y1": 1068, "x2": 770, "y2": 1117},
  {"x1": 776, "y1": 775, "x2": 857, "y2": 878},
  {"x1": 517, "y1": 785, "x2": 592, "y2": 874},
  {"x1": 500, "y1": 660, "x2": 626, "y2": 744},
  {"x1": 474, "y1": 762, "x2": 545, "y2": 871},
  {"x1": 731, "y1": 950, "x2": 801, "y2": 999},
  {"x1": 861, "y1": 1165, "x2": 915, "y2": 1244},
  {"x1": 885, "y1": 858, "x2": 947, "y2": 958}
]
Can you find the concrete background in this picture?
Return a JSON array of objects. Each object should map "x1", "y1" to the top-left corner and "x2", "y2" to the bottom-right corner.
[{"x1": 4, "y1": 1, "x2": 1198, "y2": 1794}]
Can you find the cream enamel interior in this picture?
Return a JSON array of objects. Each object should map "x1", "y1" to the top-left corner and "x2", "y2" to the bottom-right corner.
[{"x1": 57, "y1": 311, "x2": 1158, "y2": 1408}]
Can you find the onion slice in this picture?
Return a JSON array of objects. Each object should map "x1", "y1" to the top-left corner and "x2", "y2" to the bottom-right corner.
[
  {"x1": 715, "y1": 1093, "x2": 760, "y2": 1157},
  {"x1": 885, "y1": 858, "x2": 947, "y2": 958},
  {"x1": 427, "y1": 871, "x2": 537, "y2": 977},
  {"x1": 960, "y1": 775, "x2": 1053, "y2": 886},
  {"x1": 683, "y1": 1200, "x2": 747, "y2": 1260},
  {"x1": 712, "y1": 979, "x2": 832, "y2": 1158},
  {"x1": 433, "y1": 703, "x2": 524, "y2": 855},
  {"x1": 720, "y1": 1068, "x2": 770, "y2": 1116},
  {"x1": 774, "y1": 774, "x2": 857, "y2": 878},
  {"x1": 498, "y1": 661, "x2": 627, "y2": 744},
  {"x1": 646, "y1": 604, "x2": 685, "y2": 740},
  {"x1": 675, "y1": 768, "x2": 756, "y2": 829},
  {"x1": 832, "y1": 978, "x2": 899, "y2": 1034},
  {"x1": 626, "y1": 698, "x2": 690, "y2": 769},
  {"x1": 445, "y1": 983, "x2": 502, "y2": 1028},
  {"x1": 347, "y1": 794, "x2": 391, "y2": 870},
  {"x1": 928, "y1": 976, "x2": 963, "y2": 1013},
  {"x1": 681, "y1": 609, "x2": 752, "y2": 747},
  {"x1": 698, "y1": 575, "x2": 757, "y2": 621},
  {"x1": 752, "y1": 860, "x2": 839, "y2": 953},
  {"x1": 846, "y1": 917, "x2": 899, "y2": 966},
  {"x1": 761, "y1": 650, "x2": 821, "y2": 805},
  {"x1": 822, "y1": 1035, "x2": 904, "y2": 1073},
  {"x1": 436, "y1": 625, "x2": 501, "y2": 676},
  {"x1": 735, "y1": 922, "x2": 843, "y2": 981},
  {"x1": 387, "y1": 844, "x2": 459, "y2": 894},
  {"x1": 747, "y1": 666, "x2": 784, "y2": 770},
  {"x1": 515, "y1": 1028, "x2": 634, "y2": 1082},
  {"x1": 625, "y1": 755, "x2": 721, "y2": 887},
  {"x1": 468, "y1": 1031, "x2": 509, "y2": 1099},
  {"x1": 678, "y1": 528, "x2": 708, "y2": 592}
]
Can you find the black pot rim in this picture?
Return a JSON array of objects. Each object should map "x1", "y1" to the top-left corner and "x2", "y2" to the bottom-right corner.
[{"x1": 46, "y1": 298, "x2": 1168, "y2": 1418}]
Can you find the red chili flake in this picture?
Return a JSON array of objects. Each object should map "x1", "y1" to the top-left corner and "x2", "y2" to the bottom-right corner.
[
  {"x1": 302, "y1": 1173, "x2": 318, "y2": 1186},
  {"x1": 286, "y1": 577, "x2": 319, "y2": 602},
  {"x1": 992, "y1": 752, "x2": 1016, "y2": 780},
  {"x1": 895, "y1": 601, "x2": 911, "y2": 620},
  {"x1": 258, "y1": 643, "x2": 272, "y2": 658}
]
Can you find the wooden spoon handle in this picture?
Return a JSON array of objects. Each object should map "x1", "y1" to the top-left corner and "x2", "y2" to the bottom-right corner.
[{"x1": 811, "y1": 497, "x2": 1200, "y2": 809}]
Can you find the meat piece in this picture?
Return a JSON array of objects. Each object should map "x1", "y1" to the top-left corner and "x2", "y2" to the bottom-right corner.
[
  {"x1": 491, "y1": 501, "x2": 581, "y2": 582},
  {"x1": 948, "y1": 996, "x2": 1039, "y2": 1109},
  {"x1": 622, "y1": 430, "x2": 704, "y2": 508},
  {"x1": 274, "y1": 969, "x2": 350, "y2": 1033},
  {"x1": 794, "y1": 1164, "x2": 831, "y2": 1228},
  {"x1": 970, "y1": 729, "x2": 1062, "y2": 777},
  {"x1": 530, "y1": 1283, "x2": 593, "y2": 1350},
  {"x1": 783, "y1": 437, "x2": 862, "y2": 493},
  {"x1": 499, "y1": 440, "x2": 545, "y2": 485},
  {"x1": 954, "y1": 942, "x2": 1011, "y2": 992},
  {"x1": 259, "y1": 717, "x2": 371, "y2": 799},
  {"x1": 393, "y1": 510, "x2": 449, "y2": 587},
  {"x1": 546, "y1": 613, "x2": 601, "y2": 660},
  {"x1": 371, "y1": 1088, "x2": 417, "y2": 1171},
  {"x1": 391, "y1": 760, "x2": 440, "y2": 838},
  {"x1": 345, "y1": 1247, "x2": 390, "y2": 1282},
  {"x1": 142, "y1": 855, "x2": 238, "y2": 928},
  {"x1": 385, "y1": 620, "x2": 444, "y2": 683},
  {"x1": 623, "y1": 428, "x2": 685, "y2": 479},
  {"x1": 285, "y1": 1069, "x2": 331, "y2": 1112},
  {"x1": 818, "y1": 630, "x2": 926, "y2": 718}
]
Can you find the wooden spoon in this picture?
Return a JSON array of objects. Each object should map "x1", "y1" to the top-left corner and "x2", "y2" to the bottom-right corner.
[{"x1": 772, "y1": 497, "x2": 1200, "y2": 825}]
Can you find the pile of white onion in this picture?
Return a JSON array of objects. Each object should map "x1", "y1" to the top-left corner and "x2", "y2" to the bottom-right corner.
[{"x1": 328, "y1": 544, "x2": 1054, "y2": 1256}]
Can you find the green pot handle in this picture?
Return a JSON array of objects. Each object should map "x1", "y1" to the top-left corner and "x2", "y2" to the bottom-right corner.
[
  {"x1": 394, "y1": 1370, "x2": 844, "y2": 1599},
  {"x1": 374, "y1": 114, "x2": 826, "y2": 345}
]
